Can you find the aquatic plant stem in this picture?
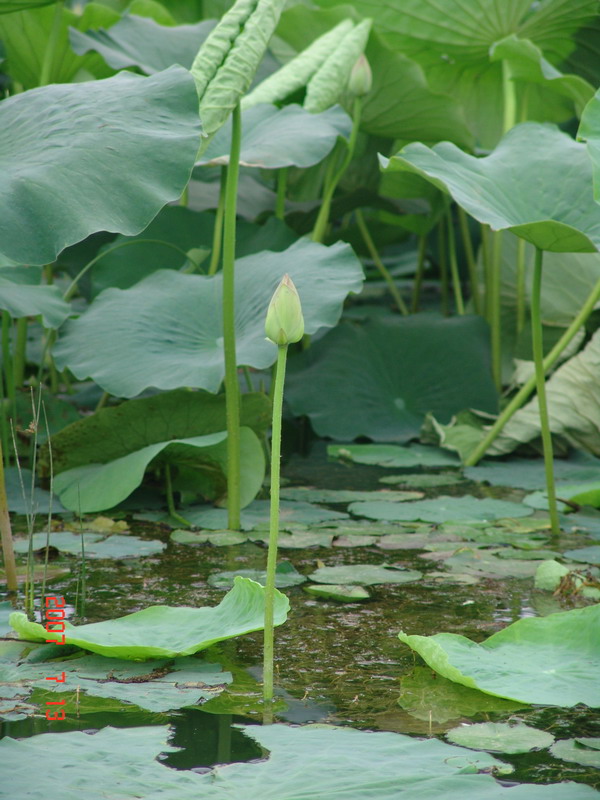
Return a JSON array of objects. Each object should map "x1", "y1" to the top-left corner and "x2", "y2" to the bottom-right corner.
[
  {"x1": 312, "y1": 97, "x2": 362, "y2": 243},
  {"x1": 531, "y1": 248, "x2": 560, "y2": 535},
  {"x1": 438, "y1": 220, "x2": 448, "y2": 315},
  {"x1": 411, "y1": 235, "x2": 427, "y2": 312},
  {"x1": 263, "y1": 344, "x2": 287, "y2": 706},
  {"x1": 446, "y1": 209, "x2": 465, "y2": 315},
  {"x1": 0, "y1": 439, "x2": 17, "y2": 592},
  {"x1": 209, "y1": 166, "x2": 227, "y2": 275},
  {"x1": 490, "y1": 231, "x2": 503, "y2": 390},
  {"x1": 13, "y1": 318, "x2": 28, "y2": 388},
  {"x1": 464, "y1": 265, "x2": 600, "y2": 467},
  {"x1": 275, "y1": 168, "x2": 287, "y2": 220},
  {"x1": 39, "y1": 0, "x2": 64, "y2": 86},
  {"x1": 516, "y1": 237, "x2": 527, "y2": 334},
  {"x1": 502, "y1": 59, "x2": 517, "y2": 134},
  {"x1": 222, "y1": 104, "x2": 243, "y2": 531},
  {"x1": 355, "y1": 209, "x2": 408, "y2": 315},
  {"x1": 165, "y1": 463, "x2": 191, "y2": 528},
  {"x1": 457, "y1": 207, "x2": 479, "y2": 314}
]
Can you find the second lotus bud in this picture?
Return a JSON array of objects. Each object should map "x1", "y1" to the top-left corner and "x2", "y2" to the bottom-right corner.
[{"x1": 265, "y1": 274, "x2": 305, "y2": 346}]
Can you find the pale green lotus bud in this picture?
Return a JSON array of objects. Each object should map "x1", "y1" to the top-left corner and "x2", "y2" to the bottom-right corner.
[
  {"x1": 265, "y1": 274, "x2": 304, "y2": 346},
  {"x1": 348, "y1": 53, "x2": 372, "y2": 97}
]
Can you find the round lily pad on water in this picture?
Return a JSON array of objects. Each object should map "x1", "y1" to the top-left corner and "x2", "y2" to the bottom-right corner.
[
  {"x1": 328, "y1": 443, "x2": 459, "y2": 469},
  {"x1": 563, "y1": 546, "x2": 600, "y2": 564},
  {"x1": 308, "y1": 564, "x2": 422, "y2": 586},
  {"x1": 208, "y1": 562, "x2": 306, "y2": 589},
  {"x1": 280, "y1": 487, "x2": 423, "y2": 503},
  {"x1": 171, "y1": 530, "x2": 248, "y2": 546},
  {"x1": 446, "y1": 722, "x2": 554, "y2": 754},
  {"x1": 303, "y1": 584, "x2": 370, "y2": 602},
  {"x1": 349, "y1": 496, "x2": 533, "y2": 524},
  {"x1": 550, "y1": 738, "x2": 600, "y2": 768},
  {"x1": 380, "y1": 473, "x2": 465, "y2": 488}
]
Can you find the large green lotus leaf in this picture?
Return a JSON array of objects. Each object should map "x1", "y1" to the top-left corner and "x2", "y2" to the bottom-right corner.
[
  {"x1": 39, "y1": 389, "x2": 270, "y2": 476},
  {"x1": 0, "y1": 1, "x2": 58, "y2": 12},
  {"x1": 579, "y1": 87, "x2": 600, "y2": 203},
  {"x1": 446, "y1": 722, "x2": 554, "y2": 754},
  {"x1": 398, "y1": 603, "x2": 600, "y2": 706},
  {"x1": 350, "y1": 496, "x2": 532, "y2": 524},
  {"x1": 308, "y1": 564, "x2": 422, "y2": 585},
  {"x1": 70, "y1": 14, "x2": 215, "y2": 74},
  {"x1": 489, "y1": 329, "x2": 600, "y2": 456},
  {"x1": 196, "y1": 103, "x2": 351, "y2": 169},
  {"x1": 490, "y1": 35, "x2": 594, "y2": 116},
  {"x1": 287, "y1": 315, "x2": 498, "y2": 442},
  {"x1": 383, "y1": 123, "x2": 600, "y2": 253},
  {"x1": 53, "y1": 427, "x2": 264, "y2": 512},
  {"x1": 316, "y1": 0, "x2": 598, "y2": 147},
  {"x1": 0, "y1": 277, "x2": 70, "y2": 327},
  {"x1": 1, "y1": 651, "x2": 231, "y2": 713},
  {"x1": 53, "y1": 239, "x2": 363, "y2": 397},
  {"x1": 276, "y1": 6, "x2": 472, "y2": 146},
  {"x1": 0, "y1": 2, "x2": 118, "y2": 88},
  {"x1": 0, "y1": 67, "x2": 201, "y2": 265},
  {"x1": 398, "y1": 667, "x2": 526, "y2": 723},
  {"x1": 9, "y1": 576, "x2": 289, "y2": 660},
  {"x1": 89, "y1": 207, "x2": 296, "y2": 297},
  {"x1": 328, "y1": 442, "x2": 460, "y2": 468},
  {"x1": 1, "y1": 721, "x2": 598, "y2": 800}
]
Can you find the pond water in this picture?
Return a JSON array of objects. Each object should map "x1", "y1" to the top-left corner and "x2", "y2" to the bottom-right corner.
[{"x1": 1, "y1": 443, "x2": 599, "y2": 794}]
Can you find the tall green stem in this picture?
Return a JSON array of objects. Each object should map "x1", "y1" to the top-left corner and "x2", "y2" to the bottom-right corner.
[
  {"x1": 516, "y1": 237, "x2": 527, "y2": 334},
  {"x1": 275, "y1": 168, "x2": 287, "y2": 221},
  {"x1": 465, "y1": 272, "x2": 600, "y2": 466},
  {"x1": 502, "y1": 59, "x2": 517, "y2": 134},
  {"x1": 263, "y1": 344, "x2": 287, "y2": 706},
  {"x1": 531, "y1": 248, "x2": 560, "y2": 534},
  {"x1": 312, "y1": 97, "x2": 362, "y2": 243},
  {"x1": 438, "y1": 221, "x2": 448, "y2": 315},
  {"x1": 0, "y1": 439, "x2": 17, "y2": 592},
  {"x1": 457, "y1": 207, "x2": 480, "y2": 314},
  {"x1": 39, "y1": 0, "x2": 64, "y2": 86},
  {"x1": 208, "y1": 166, "x2": 227, "y2": 275},
  {"x1": 490, "y1": 231, "x2": 503, "y2": 390},
  {"x1": 222, "y1": 105, "x2": 242, "y2": 530},
  {"x1": 355, "y1": 209, "x2": 408, "y2": 315},
  {"x1": 446, "y1": 209, "x2": 465, "y2": 315},
  {"x1": 2, "y1": 313, "x2": 15, "y2": 427},
  {"x1": 411, "y1": 235, "x2": 427, "y2": 313},
  {"x1": 13, "y1": 318, "x2": 28, "y2": 388}
]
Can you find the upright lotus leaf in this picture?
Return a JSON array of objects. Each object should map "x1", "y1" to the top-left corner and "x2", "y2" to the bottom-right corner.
[
  {"x1": 242, "y1": 19, "x2": 353, "y2": 108},
  {"x1": 9, "y1": 576, "x2": 290, "y2": 659},
  {"x1": 286, "y1": 314, "x2": 498, "y2": 442},
  {"x1": 490, "y1": 35, "x2": 594, "y2": 116},
  {"x1": 578, "y1": 87, "x2": 600, "y2": 203},
  {"x1": 0, "y1": 2, "x2": 119, "y2": 88},
  {"x1": 39, "y1": 389, "x2": 270, "y2": 476},
  {"x1": 0, "y1": 67, "x2": 201, "y2": 265},
  {"x1": 53, "y1": 238, "x2": 364, "y2": 397},
  {"x1": 0, "y1": 277, "x2": 70, "y2": 328},
  {"x1": 196, "y1": 104, "x2": 351, "y2": 169},
  {"x1": 321, "y1": 0, "x2": 598, "y2": 147},
  {"x1": 70, "y1": 15, "x2": 216, "y2": 75},
  {"x1": 383, "y1": 123, "x2": 600, "y2": 253},
  {"x1": 304, "y1": 18, "x2": 371, "y2": 113},
  {"x1": 190, "y1": 0, "x2": 286, "y2": 141},
  {"x1": 488, "y1": 329, "x2": 600, "y2": 456},
  {"x1": 52, "y1": 428, "x2": 264, "y2": 512},
  {"x1": 399, "y1": 603, "x2": 600, "y2": 706}
]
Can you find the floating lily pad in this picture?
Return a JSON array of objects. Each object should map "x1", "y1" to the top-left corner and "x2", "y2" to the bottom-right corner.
[
  {"x1": 349, "y1": 496, "x2": 532, "y2": 524},
  {"x1": 12, "y1": 532, "x2": 102, "y2": 554},
  {"x1": 380, "y1": 473, "x2": 465, "y2": 488},
  {"x1": 446, "y1": 722, "x2": 554, "y2": 754},
  {"x1": 308, "y1": 564, "x2": 422, "y2": 586},
  {"x1": 171, "y1": 530, "x2": 248, "y2": 547},
  {"x1": 0, "y1": 722, "x2": 545, "y2": 800},
  {"x1": 207, "y1": 563, "x2": 306, "y2": 590},
  {"x1": 334, "y1": 534, "x2": 380, "y2": 547},
  {"x1": 328, "y1": 443, "x2": 460, "y2": 469},
  {"x1": 399, "y1": 604, "x2": 600, "y2": 706},
  {"x1": 550, "y1": 738, "x2": 600, "y2": 768},
  {"x1": 182, "y1": 500, "x2": 348, "y2": 531},
  {"x1": 9, "y1": 577, "x2": 289, "y2": 660},
  {"x1": 377, "y1": 532, "x2": 459, "y2": 550},
  {"x1": 442, "y1": 550, "x2": 544, "y2": 579},
  {"x1": 303, "y1": 584, "x2": 370, "y2": 602},
  {"x1": 534, "y1": 560, "x2": 571, "y2": 591},
  {"x1": 280, "y1": 487, "x2": 423, "y2": 504},
  {"x1": 465, "y1": 453, "x2": 600, "y2": 491},
  {"x1": 250, "y1": 530, "x2": 334, "y2": 549},
  {"x1": 82, "y1": 534, "x2": 166, "y2": 559},
  {"x1": 398, "y1": 667, "x2": 526, "y2": 723},
  {"x1": 563, "y1": 546, "x2": 600, "y2": 564}
]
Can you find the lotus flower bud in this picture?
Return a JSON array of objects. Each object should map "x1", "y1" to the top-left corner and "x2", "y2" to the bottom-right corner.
[
  {"x1": 265, "y1": 274, "x2": 304, "y2": 346},
  {"x1": 348, "y1": 54, "x2": 372, "y2": 97}
]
